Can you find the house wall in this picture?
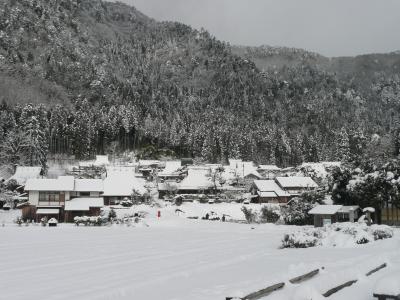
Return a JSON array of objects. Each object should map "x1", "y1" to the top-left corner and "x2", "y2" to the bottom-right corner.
[
  {"x1": 29, "y1": 191, "x2": 39, "y2": 206},
  {"x1": 313, "y1": 214, "x2": 337, "y2": 227}
]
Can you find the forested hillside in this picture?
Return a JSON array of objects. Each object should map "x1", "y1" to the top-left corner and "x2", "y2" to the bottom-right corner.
[{"x1": 0, "y1": 0, "x2": 399, "y2": 171}]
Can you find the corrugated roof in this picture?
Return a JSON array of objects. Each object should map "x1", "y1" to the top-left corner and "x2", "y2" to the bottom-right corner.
[
  {"x1": 65, "y1": 198, "x2": 104, "y2": 211},
  {"x1": 276, "y1": 177, "x2": 318, "y2": 188}
]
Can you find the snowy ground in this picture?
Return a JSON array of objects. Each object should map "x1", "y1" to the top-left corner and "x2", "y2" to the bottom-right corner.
[{"x1": 0, "y1": 205, "x2": 399, "y2": 300}]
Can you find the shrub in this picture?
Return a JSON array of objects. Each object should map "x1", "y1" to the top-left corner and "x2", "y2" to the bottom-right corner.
[
  {"x1": 282, "y1": 231, "x2": 319, "y2": 248},
  {"x1": 120, "y1": 199, "x2": 133, "y2": 207},
  {"x1": 259, "y1": 206, "x2": 280, "y2": 223},
  {"x1": 241, "y1": 206, "x2": 257, "y2": 223},
  {"x1": 370, "y1": 225, "x2": 394, "y2": 240},
  {"x1": 174, "y1": 196, "x2": 183, "y2": 206},
  {"x1": 74, "y1": 216, "x2": 105, "y2": 226},
  {"x1": 6, "y1": 179, "x2": 18, "y2": 191},
  {"x1": 281, "y1": 198, "x2": 315, "y2": 225},
  {"x1": 108, "y1": 208, "x2": 117, "y2": 221},
  {"x1": 281, "y1": 223, "x2": 393, "y2": 249}
]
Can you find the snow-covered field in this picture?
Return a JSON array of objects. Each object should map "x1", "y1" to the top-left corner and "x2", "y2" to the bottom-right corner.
[{"x1": 0, "y1": 205, "x2": 399, "y2": 300}]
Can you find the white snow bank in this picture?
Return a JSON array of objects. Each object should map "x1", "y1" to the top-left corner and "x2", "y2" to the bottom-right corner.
[
  {"x1": 282, "y1": 222, "x2": 394, "y2": 248},
  {"x1": 374, "y1": 271, "x2": 400, "y2": 295}
]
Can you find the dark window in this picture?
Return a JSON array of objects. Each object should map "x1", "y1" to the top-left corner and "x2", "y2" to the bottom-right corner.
[{"x1": 39, "y1": 192, "x2": 60, "y2": 202}]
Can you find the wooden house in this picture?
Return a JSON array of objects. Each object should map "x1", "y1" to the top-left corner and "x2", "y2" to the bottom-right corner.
[
  {"x1": 275, "y1": 176, "x2": 318, "y2": 197},
  {"x1": 24, "y1": 176, "x2": 105, "y2": 222},
  {"x1": 251, "y1": 180, "x2": 291, "y2": 204},
  {"x1": 308, "y1": 205, "x2": 360, "y2": 227}
]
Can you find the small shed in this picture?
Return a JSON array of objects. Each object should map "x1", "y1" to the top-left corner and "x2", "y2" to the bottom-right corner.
[{"x1": 308, "y1": 205, "x2": 343, "y2": 227}]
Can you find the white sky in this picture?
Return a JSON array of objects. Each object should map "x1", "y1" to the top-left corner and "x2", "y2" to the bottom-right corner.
[{"x1": 116, "y1": 0, "x2": 400, "y2": 57}]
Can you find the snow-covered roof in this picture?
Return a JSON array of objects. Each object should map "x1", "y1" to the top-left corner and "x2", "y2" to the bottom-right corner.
[
  {"x1": 158, "y1": 181, "x2": 179, "y2": 191},
  {"x1": 94, "y1": 155, "x2": 109, "y2": 166},
  {"x1": 179, "y1": 168, "x2": 212, "y2": 190},
  {"x1": 253, "y1": 180, "x2": 290, "y2": 197},
  {"x1": 8, "y1": 166, "x2": 42, "y2": 185},
  {"x1": 65, "y1": 198, "x2": 104, "y2": 211},
  {"x1": 276, "y1": 176, "x2": 318, "y2": 189},
  {"x1": 258, "y1": 165, "x2": 281, "y2": 171},
  {"x1": 258, "y1": 191, "x2": 278, "y2": 198},
  {"x1": 106, "y1": 166, "x2": 136, "y2": 175},
  {"x1": 36, "y1": 208, "x2": 60, "y2": 215},
  {"x1": 103, "y1": 173, "x2": 147, "y2": 196},
  {"x1": 338, "y1": 206, "x2": 360, "y2": 213},
  {"x1": 363, "y1": 207, "x2": 376, "y2": 213},
  {"x1": 159, "y1": 161, "x2": 181, "y2": 176},
  {"x1": 244, "y1": 171, "x2": 263, "y2": 179},
  {"x1": 74, "y1": 179, "x2": 103, "y2": 192},
  {"x1": 79, "y1": 156, "x2": 110, "y2": 168},
  {"x1": 308, "y1": 205, "x2": 343, "y2": 215},
  {"x1": 25, "y1": 176, "x2": 75, "y2": 191},
  {"x1": 138, "y1": 160, "x2": 160, "y2": 167}
]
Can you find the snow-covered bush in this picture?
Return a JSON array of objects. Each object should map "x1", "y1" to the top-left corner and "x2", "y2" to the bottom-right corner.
[
  {"x1": 74, "y1": 216, "x2": 106, "y2": 226},
  {"x1": 108, "y1": 208, "x2": 117, "y2": 221},
  {"x1": 120, "y1": 199, "x2": 133, "y2": 207},
  {"x1": 40, "y1": 217, "x2": 48, "y2": 226},
  {"x1": 259, "y1": 206, "x2": 280, "y2": 223},
  {"x1": 281, "y1": 198, "x2": 315, "y2": 225},
  {"x1": 370, "y1": 225, "x2": 394, "y2": 240},
  {"x1": 241, "y1": 206, "x2": 257, "y2": 223},
  {"x1": 282, "y1": 231, "x2": 320, "y2": 248},
  {"x1": 281, "y1": 222, "x2": 393, "y2": 248}
]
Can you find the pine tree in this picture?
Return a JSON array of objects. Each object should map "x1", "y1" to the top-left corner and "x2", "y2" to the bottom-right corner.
[{"x1": 336, "y1": 128, "x2": 350, "y2": 162}]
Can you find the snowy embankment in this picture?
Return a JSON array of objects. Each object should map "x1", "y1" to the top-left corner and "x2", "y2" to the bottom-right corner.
[
  {"x1": 0, "y1": 206, "x2": 399, "y2": 300},
  {"x1": 282, "y1": 222, "x2": 394, "y2": 248}
]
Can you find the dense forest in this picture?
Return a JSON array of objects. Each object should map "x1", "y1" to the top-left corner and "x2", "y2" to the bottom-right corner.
[{"x1": 0, "y1": 0, "x2": 400, "y2": 171}]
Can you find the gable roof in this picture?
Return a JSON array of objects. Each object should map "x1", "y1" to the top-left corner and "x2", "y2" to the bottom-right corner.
[
  {"x1": 276, "y1": 176, "x2": 318, "y2": 189},
  {"x1": 25, "y1": 176, "x2": 75, "y2": 191},
  {"x1": 308, "y1": 205, "x2": 343, "y2": 215},
  {"x1": 253, "y1": 180, "x2": 290, "y2": 197}
]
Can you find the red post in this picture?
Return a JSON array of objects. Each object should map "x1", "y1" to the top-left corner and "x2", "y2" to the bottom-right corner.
[{"x1": 157, "y1": 210, "x2": 161, "y2": 219}]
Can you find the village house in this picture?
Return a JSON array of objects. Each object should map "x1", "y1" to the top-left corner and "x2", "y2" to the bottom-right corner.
[
  {"x1": 250, "y1": 180, "x2": 291, "y2": 204},
  {"x1": 24, "y1": 176, "x2": 105, "y2": 222},
  {"x1": 157, "y1": 161, "x2": 183, "y2": 181},
  {"x1": 177, "y1": 166, "x2": 214, "y2": 195},
  {"x1": 275, "y1": 176, "x2": 318, "y2": 196},
  {"x1": 308, "y1": 205, "x2": 360, "y2": 227}
]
